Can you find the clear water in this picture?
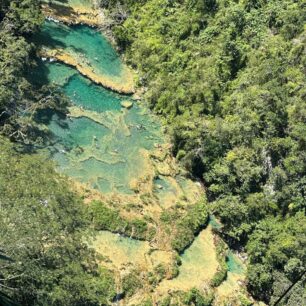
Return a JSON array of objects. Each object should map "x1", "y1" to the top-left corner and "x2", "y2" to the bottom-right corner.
[
  {"x1": 158, "y1": 226, "x2": 219, "y2": 292},
  {"x1": 208, "y1": 215, "x2": 245, "y2": 274},
  {"x1": 31, "y1": 60, "x2": 162, "y2": 194},
  {"x1": 91, "y1": 231, "x2": 150, "y2": 268},
  {"x1": 226, "y1": 252, "x2": 244, "y2": 274},
  {"x1": 35, "y1": 21, "x2": 124, "y2": 79},
  {"x1": 30, "y1": 21, "x2": 163, "y2": 194}
]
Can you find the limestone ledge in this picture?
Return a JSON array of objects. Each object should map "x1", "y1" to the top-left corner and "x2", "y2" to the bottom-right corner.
[
  {"x1": 68, "y1": 105, "x2": 131, "y2": 136},
  {"x1": 41, "y1": 3, "x2": 103, "y2": 27},
  {"x1": 40, "y1": 48, "x2": 135, "y2": 94}
]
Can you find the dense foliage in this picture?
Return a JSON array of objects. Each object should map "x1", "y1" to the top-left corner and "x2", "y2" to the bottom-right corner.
[
  {"x1": 0, "y1": 2, "x2": 116, "y2": 305},
  {"x1": 101, "y1": 0, "x2": 306, "y2": 303},
  {"x1": 0, "y1": 138, "x2": 115, "y2": 305},
  {"x1": 0, "y1": 0, "x2": 67, "y2": 144},
  {"x1": 89, "y1": 201, "x2": 154, "y2": 240},
  {"x1": 160, "y1": 200, "x2": 209, "y2": 252}
]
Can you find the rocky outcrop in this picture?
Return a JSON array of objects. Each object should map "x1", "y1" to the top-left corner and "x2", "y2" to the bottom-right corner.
[{"x1": 40, "y1": 48, "x2": 135, "y2": 94}]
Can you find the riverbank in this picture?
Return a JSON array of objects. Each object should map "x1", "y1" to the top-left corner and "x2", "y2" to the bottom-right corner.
[
  {"x1": 41, "y1": 0, "x2": 103, "y2": 26},
  {"x1": 40, "y1": 48, "x2": 135, "y2": 94},
  {"x1": 35, "y1": 2, "x2": 259, "y2": 305}
]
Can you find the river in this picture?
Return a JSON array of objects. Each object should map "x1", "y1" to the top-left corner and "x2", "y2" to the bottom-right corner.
[{"x1": 29, "y1": 7, "x2": 247, "y2": 304}]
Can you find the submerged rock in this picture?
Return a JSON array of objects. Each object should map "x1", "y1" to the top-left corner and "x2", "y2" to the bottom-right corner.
[{"x1": 121, "y1": 100, "x2": 133, "y2": 109}]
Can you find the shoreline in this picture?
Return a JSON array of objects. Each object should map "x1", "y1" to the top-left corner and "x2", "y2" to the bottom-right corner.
[
  {"x1": 41, "y1": 3, "x2": 103, "y2": 27},
  {"x1": 40, "y1": 48, "x2": 135, "y2": 94}
]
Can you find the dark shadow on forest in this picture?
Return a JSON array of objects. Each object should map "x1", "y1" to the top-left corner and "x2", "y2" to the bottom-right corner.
[{"x1": 47, "y1": 2, "x2": 75, "y2": 18}]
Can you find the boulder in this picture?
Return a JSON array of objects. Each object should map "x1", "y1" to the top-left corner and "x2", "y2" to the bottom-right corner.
[{"x1": 121, "y1": 100, "x2": 133, "y2": 109}]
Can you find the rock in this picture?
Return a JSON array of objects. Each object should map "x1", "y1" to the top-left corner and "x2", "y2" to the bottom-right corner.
[
  {"x1": 132, "y1": 93, "x2": 142, "y2": 101},
  {"x1": 156, "y1": 163, "x2": 174, "y2": 176},
  {"x1": 121, "y1": 100, "x2": 133, "y2": 109}
]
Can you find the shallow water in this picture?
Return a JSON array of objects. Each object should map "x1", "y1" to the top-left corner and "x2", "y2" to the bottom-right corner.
[
  {"x1": 209, "y1": 215, "x2": 245, "y2": 274},
  {"x1": 32, "y1": 60, "x2": 162, "y2": 194},
  {"x1": 31, "y1": 21, "x2": 162, "y2": 194},
  {"x1": 91, "y1": 231, "x2": 150, "y2": 268},
  {"x1": 36, "y1": 21, "x2": 124, "y2": 80},
  {"x1": 226, "y1": 251, "x2": 245, "y2": 274},
  {"x1": 158, "y1": 226, "x2": 219, "y2": 292}
]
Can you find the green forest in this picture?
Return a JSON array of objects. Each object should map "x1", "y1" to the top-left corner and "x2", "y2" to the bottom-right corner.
[
  {"x1": 0, "y1": 0, "x2": 305, "y2": 305},
  {"x1": 0, "y1": 2, "x2": 116, "y2": 305},
  {"x1": 101, "y1": 0, "x2": 306, "y2": 303}
]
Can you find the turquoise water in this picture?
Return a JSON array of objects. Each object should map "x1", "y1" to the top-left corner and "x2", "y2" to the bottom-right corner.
[
  {"x1": 35, "y1": 21, "x2": 124, "y2": 78},
  {"x1": 33, "y1": 61, "x2": 162, "y2": 193},
  {"x1": 209, "y1": 215, "x2": 223, "y2": 230},
  {"x1": 209, "y1": 215, "x2": 244, "y2": 274},
  {"x1": 226, "y1": 252, "x2": 245, "y2": 274},
  {"x1": 64, "y1": 74, "x2": 122, "y2": 112},
  {"x1": 30, "y1": 21, "x2": 163, "y2": 194}
]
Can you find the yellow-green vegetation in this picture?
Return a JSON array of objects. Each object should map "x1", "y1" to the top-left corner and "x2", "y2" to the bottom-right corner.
[
  {"x1": 89, "y1": 201, "x2": 155, "y2": 240},
  {"x1": 159, "y1": 200, "x2": 209, "y2": 252},
  {"x1": 1, "y1": 0, "x2": 305, "y2": 305},
  {"x1": 210, "y1": 237, "x2": 228, "y2": 288},
  {"x1": 157, "y1": 288, "x2": 214, "y2": 306},
  {"x1": 122, "y1": 270, "x2": 144, "y2": 298}
]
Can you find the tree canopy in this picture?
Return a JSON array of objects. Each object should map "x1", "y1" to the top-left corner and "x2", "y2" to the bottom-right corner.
[
  {"x1": 101, "y1": 0, "x2": 306, "y2": 303},
  {"x1": 0, "y1": 0, "x2": 67, "y2": 144},
  {"x1": 0, "y1": 137, "x2": 115, "y2": 305}
]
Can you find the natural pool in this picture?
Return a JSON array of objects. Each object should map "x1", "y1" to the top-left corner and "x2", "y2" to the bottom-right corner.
[
  {"x1": 35, "y1": 20, "x2": 134, "y2": 93},
  {"x1": 32, "y1": 59, "x2": 162, "y2": 194},
  {"x1": 36, "y1": 21, "x2": 123, "y2": 79},
  {"x1": 28, "y1": 20, "x2": 165, "y2": 194},
  {"x1": 91, "y1": 231, "x2": 150, "y2": 269},
  {"x1": 158, "y1": 226, "x2": 219, "y2": 293},
  {"x1": 31, "y1": 16, "x2": 247, "y2": 304}
]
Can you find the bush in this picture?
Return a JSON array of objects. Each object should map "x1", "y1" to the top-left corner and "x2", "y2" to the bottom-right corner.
[
  {"x1": 183, "y1": 288, "x2": 214, "y2": 306},
  {"x1": 122, "y1": 271, "x2": 143, "y2": 297},
  {"x1": 171, "y1": 200, "x2": 209, "y2": 252},
  {"x1": 89, "y1": 201, "x2": 150, "y2": 240},
  {"x1": 210, "y1": 237, "x2": 228, "y2": 287}
]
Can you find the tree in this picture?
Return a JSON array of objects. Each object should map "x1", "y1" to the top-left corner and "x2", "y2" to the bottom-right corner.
[{"x1": 0, "y1": 137, "x2": 115, "y2": 305}]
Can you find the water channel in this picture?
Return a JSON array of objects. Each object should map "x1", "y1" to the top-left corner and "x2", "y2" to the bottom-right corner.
[{"x1": 30, "y1": 15, "x2": 246, "y2": 303}]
